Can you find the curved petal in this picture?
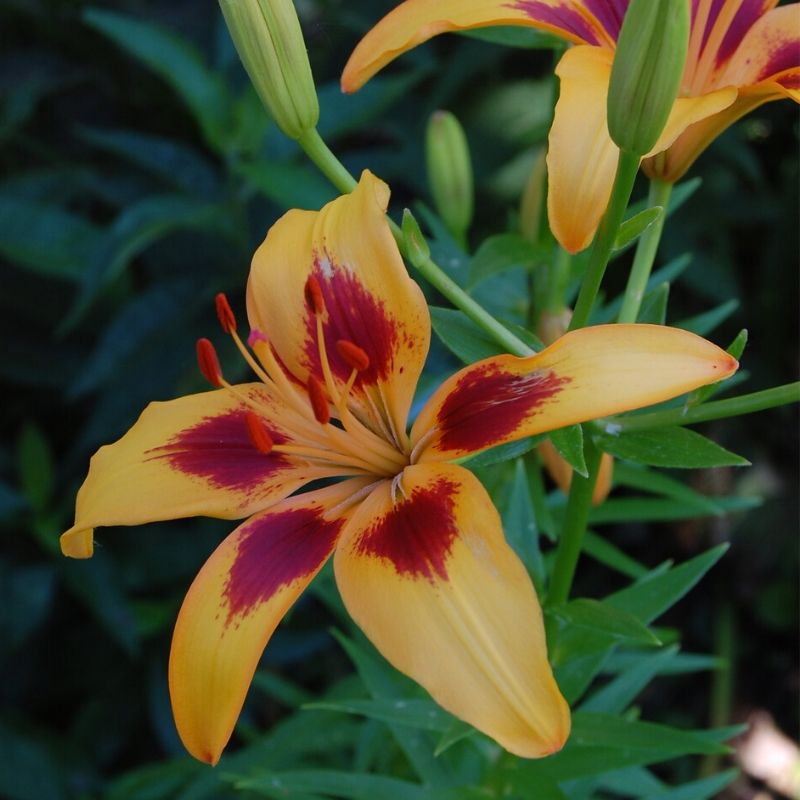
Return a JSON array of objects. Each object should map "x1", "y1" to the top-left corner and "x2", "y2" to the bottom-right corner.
[
  {"x1": 334, "y1": 463, "x2": 570, "y2": 757},
  {"x1": 170, "y1": 478, "x2": 372, "y2": 765},
  {"x1": 546, "y1": 46, "x2": 617, "y2": 254},
  {"x1": 411, "y1": 324, "x2": 737, "y2": 462},
  {"x1": 718, "y1": 5, "x2": 800, "y2": 91},
  {"x1": 341, "y1": 0, "x2": 616, "y2": 93},
  {"x1": 247, "y1": 170, "x2": 429, "y2": 444},
  {"x1": 538, "y1": 439, "x2": 614, "y2": 505},
  {"x1": 60, "y1": 385, "x2": 319, "y2": 559}
]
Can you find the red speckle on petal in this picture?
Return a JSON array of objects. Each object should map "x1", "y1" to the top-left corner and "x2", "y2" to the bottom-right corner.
[
  {"x1": 436, "y1": 365, "x2": 571, "y2": 453},
  {"x1": 305, "y1": 256, "x2": 398, "y2": 386},
  {"x1": 357, "y1": 477, "x2": 460, "y2": 582},
  {"x1": 152, "y1": 410, "x2": 290, "y2": 492},
  {"x1": 224, "y1": 506, "x2": 343, "y2": 620}
]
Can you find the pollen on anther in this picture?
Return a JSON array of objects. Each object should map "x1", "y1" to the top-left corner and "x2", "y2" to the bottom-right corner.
[
  {"x1": 336, "y1": 339, "x2": 370, "y2": 372},
  {"x1": 196, "y1": 338, "x2": 223, "y2": 387},
  {"x1": 304, "y1": 275, "x2": 325, "y2": 315},
  {"x1": 215, "y1": 293, "x2": 237, "y2": 334},
  {"x1": 307, "y1": 375, "x2": 331, "y2": 424},
  {"x1": 244, "y1": 410, "x2": 274, "y2": 454}
]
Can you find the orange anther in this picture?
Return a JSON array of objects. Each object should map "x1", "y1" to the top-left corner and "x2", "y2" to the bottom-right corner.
[
  {"x1": 304, "y1": 275, "x2": 325, "y2": 315},
  {"x1": 244, "y1": 410, "x2": 274, "y2": 454},
  {"x1": 307, "y1": 375, "x2": 331, "y2": 424},
  {"x1": 196, "y1": 338, "x2": 223, "y2": 387},
  {"x1": 215, "y1": 293, "x2": 237, "y2": 334},
  {"x1": 336, "y1": 339, "x2": 370, "y2": 372}
]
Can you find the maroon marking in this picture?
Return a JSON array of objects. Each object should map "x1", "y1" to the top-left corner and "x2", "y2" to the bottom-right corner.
[
  {"x1": 583, "y1": 0, "x2": 629, "y2": 42},
  {"x1": 777, "y1": 71, "x2": 800, "y2": 89},
  {"x1": 304, "y1": 256, "x2": 399, "y2": 385},
  {"x1": 756, "y1": 40, "x2": 800, "y2": 82},
  {"x1": 436, "y1": 365, "x2": 571, "y2": 453},
  {"x1": 508, "y1": 1, "x2": 601, "y2": 45},
  {"x1": 357, "y1": 477, "x2": 460, "y2": 582},
  {"x1": 697, "y1": 0, "x2": 726, "y2": 54},
  {"x1": 224, "y1": 506, "x2": 343, "y2": 619},
  {"x1": 152, "y1": 410, "x2": 291, "y2": 492},
  {"x1": 715, "y1": 0, "x2": 770, "y2": 67}
]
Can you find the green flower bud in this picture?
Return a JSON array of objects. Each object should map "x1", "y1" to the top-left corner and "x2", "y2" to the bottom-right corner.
[
  {"x1": 607, "y1": 0, "x2": 690, "y2": 156},
  {"x1": 219, "y1": 0, "x2": 319, "y2": 140},
  {"x1": 425, "y1": 110, "x2": 474, "y2": 242}
]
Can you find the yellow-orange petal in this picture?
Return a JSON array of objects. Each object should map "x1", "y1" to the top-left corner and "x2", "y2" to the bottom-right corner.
[
  {"x1": 341, "y1": 0, "x2": 615, "y2": 93},
  {"x1": 246, "y1": 170, "x2": 430, "y2": 443},
  {"x1": 170, "y1": 478, "x2": 372, "y2": 765},
  {"x1": 538, "y1": 438, "x2": 614, "y2": 505},
  {"x1": 334, "y1": 462, "x2": 570, "y2": 757},
  {"x1": 411, "y1": 324, "x2": 737, "y2": 462},
  {"x1": 60, "y1": 385, "x2": 320, "y2": 559},
  {"x1": 546, "y1": 46, "x2": 617, "y2": 254}
]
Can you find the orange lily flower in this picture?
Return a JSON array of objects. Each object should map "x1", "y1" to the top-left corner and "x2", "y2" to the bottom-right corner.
[
  {"x1": 342, "y1": 0, "x2": 799, "y2": 253},
  {"x1": 61, "y1": 172, "x2": 737, "y2": 765}
]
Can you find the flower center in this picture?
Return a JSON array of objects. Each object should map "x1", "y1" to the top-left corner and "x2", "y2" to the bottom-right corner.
[{"x1": 196, "y1": 290, "x2": 408, "y2": 479}]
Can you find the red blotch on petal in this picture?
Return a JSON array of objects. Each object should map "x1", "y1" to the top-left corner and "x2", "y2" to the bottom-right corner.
[
  {"x1": 716, "y1": 0, "x2": 770, "y2": 68},
  {"x1": 509, "y1": 1, "x2": 601, "y2": 45},
  {"x1": 757, "y1": 40, "x2": 800, "y2": 82},
  {"x1": 357, "y1": 477, "x2": 459, "y2": 582},
  {"x1": 224, "y1": 506, "x2": 343, "y2": 620},
  {"x1": 152, "y1": 410, "x2": 290, "y2": 492},
  {"x1": 304, "y1": 256, "x2": 398, "y2": 386},
  {"x1": 583, "y1": 0, "x2": 629, "y2": 41},
  {"x1": 436, "y1": 365, "x2": 571, "y2": 453}
]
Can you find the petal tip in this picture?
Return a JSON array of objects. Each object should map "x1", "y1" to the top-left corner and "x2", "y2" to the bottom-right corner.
[{"x1": 60, "y1": 526, "x2": 94, "y2": 559}]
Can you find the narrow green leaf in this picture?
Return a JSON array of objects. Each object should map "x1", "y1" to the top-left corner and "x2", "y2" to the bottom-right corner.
[
  {"x1": 501, "y1": 459, "x2": 544, "y2": 585},
  {"x1": 687, "y1": 328, "x2": 747, "y2": 407},
  {"x1": 605, "y1": 650, "x2": 723, "y2": 675},
  {"x1": 614, "y1": 206, "x2": 663, "y2": 251},
  {"x1": 433, "y1": 719, "x2": 476, "y2": 757},
  {"x1": 234, "y1": 769, "x2": 428, "y2": 800},
  {"x1": 83, "y1": 8, "x2": 231, "y2": 148},
  {"x1": 467, "y1": 233, "x2": 542, "y2": 287},
  {"x1": 0, "y1": 197, "x2": 100, "y2": 280},
  {"x1": 589, "y1": 495, "x2": 759, "y2": 524},
  {"x1": 550, "y1": 598, "x2": 661, "y2": 653},
  {"x1": 17, "y1": 423, "x2": 53, "y2": 512},
  {"x1": 303, "y1": 698, "x2": 452, "y2": 733},
  {"x1": 580, "y1": 645, "x2": 679, "y2": 713},
  {"x1": 459, "y1": 435, "x2": 543, "y2": 469},
  {"x1": 637, "y1": 282, "x2": 670, "y2": 325},
  {"x1": 596, "y1": 426, "x2": 749, "y2": 468},
  {"x1": 613, "y1": 462, "x2": 725, "y2": 516},
  {"x1": 430, "y1": 306, "x2": 504, "y2": 363},
  {"x1": 676, "y1": 299, "x2": 739, "y2": 336},
  {"x1": 582, "y1": 530, "x2": 650, "y2": 579},
  {"x1": 643, "y1": 769, "x2": 738, "y2": 800},
  {"x1": 606, "y1": 544, "x2": 728, "y2": 623},
  {"x1": 251, "y1": 671, "x2": 313, "y2": 708},
  {"x1": 550, "y1": 424, "x2": 587, "y2": 476}
]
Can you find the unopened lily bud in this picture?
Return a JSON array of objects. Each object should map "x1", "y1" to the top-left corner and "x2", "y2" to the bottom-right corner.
[
  {"x1": 607, "y1": 0, "x2": 689, "y2": 156},
  {"x1": 519, "y1": 148, "x2": 547, "y2": 243},
  {"x1": 219, "y1": 0, "x2": 319, "y2": 140},
  {"x1": 425, "y1": 110, "x2": 473, "y2": 242}
]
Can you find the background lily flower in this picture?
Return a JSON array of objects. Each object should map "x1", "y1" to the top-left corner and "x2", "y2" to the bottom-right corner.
[
  {"x1": 61, "y1": 171, "x2": 737, "y2": 766},
  {"x1": 341, "y1": 0, "x2": 799, "y2": 253}
]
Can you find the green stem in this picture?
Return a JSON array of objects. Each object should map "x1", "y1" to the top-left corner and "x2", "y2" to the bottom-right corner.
[
  {"x1": 545, "y1": 247, "x2": 572, "y2": 313},
  {"x1": 608, "y1": 382, "x2": 800, "y2": 432},
  {"x1": 547, "y1": 433, "x2": 602, "y2": 605},
  {"x1": 617, "y1": 178, "x2": 672, "y2": 323},
  {"x1": 297, "y1": 128, "x2": 357, "y2": 194},
  {"x1": 298, "y1": 128, "x2": 533, "y2": 357},
  {"x1": 569, "y1": 150, "x2": 641, "y2": 331}
]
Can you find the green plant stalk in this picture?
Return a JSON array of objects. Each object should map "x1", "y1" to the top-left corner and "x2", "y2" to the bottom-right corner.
[
  {"x1": 607, "y1": 382, "x2": 800, "y2": 432},
  {"x1": 547, "y1": 433, "x2": 602, "y2": 605},
  {"x1": 569, "y1": 149, "x2": 641, "y2": 330},
  {"x1": 617, "y1": 178, "x2": 672, "y2": 323},
  {"x1": 298, "y1": 128, "x2": 533, "y2": 357},
  {"x1": 545, "y1": 246, "x2": 572, "y2": 313}
]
